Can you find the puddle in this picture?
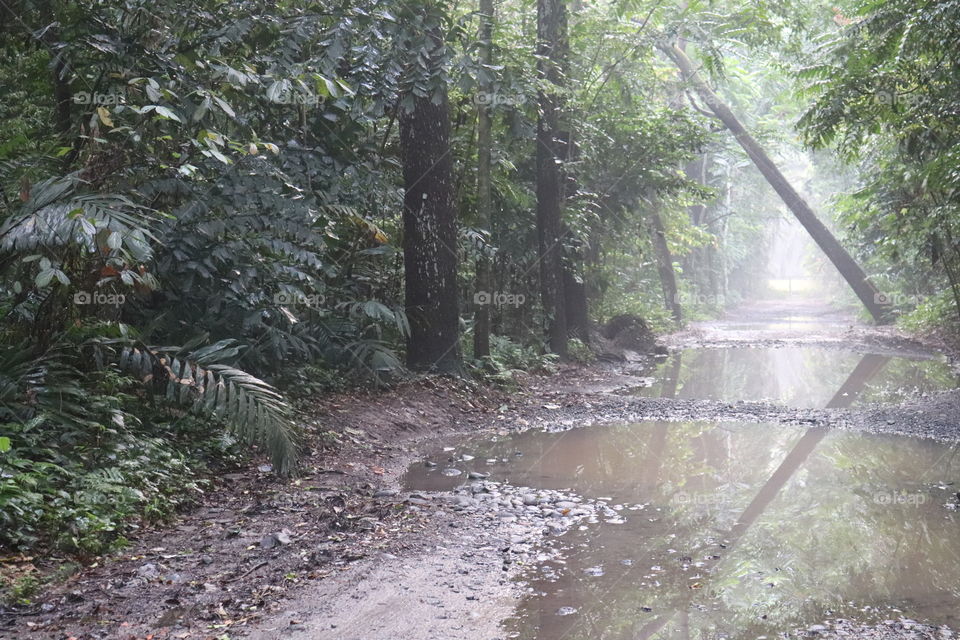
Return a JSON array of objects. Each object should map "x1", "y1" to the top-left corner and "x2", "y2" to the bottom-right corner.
[
  {"x1": 624, "y1": 348, "x2": 956, "y2": 407},
  {"x1": 404, "y1": 421, "x2": 960, "y2": 638}
]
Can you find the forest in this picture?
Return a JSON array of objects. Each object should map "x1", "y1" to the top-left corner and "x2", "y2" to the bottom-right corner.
[{"x1": 1, "y1": 0, "x2": 960, "y2": 637}]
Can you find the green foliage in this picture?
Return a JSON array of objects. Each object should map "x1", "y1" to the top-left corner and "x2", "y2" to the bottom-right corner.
[
  {"x1": 0, "y1": 355, "x2": 232, "y2": 554},
  {"x1": 567, "y1": 338, "x2": 595, "y2": 364},
  {"x1": 0, "y1": 0, "x2": 955, "y2": 566},
  {"x1": 798, "y1": 0, "x2": 960, "y2": 324},
  {"x1": 115, "y1": 341, "x2": 299, "y2": 474},
  {"x1": 3, "y1": 573, "x2": 40, "y2": 606},
  {"x1": 471, "y1": 335, "x2": 559, "y2": 386}
]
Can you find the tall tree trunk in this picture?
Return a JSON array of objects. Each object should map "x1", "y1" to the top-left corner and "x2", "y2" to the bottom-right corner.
[
  {"x1": 562, "y1": 264, "x2": 590, "y2": 341},
  {"x1": 39, "y1": 0, "x2": 72, "y2": 140},
  {"x1": 472, "y1": 0, "x2": 495, "y2": 360},
  {"x1": 399, "y1": 31, "x2": 461, "y2": 373},
  {"x1": 536, "y1": 0, "x2": 568, "y2": 358},
  {"x1": 662, "y1": 43, "x2": 893, "y2": 323},
  {"x1": 648, "y1": 204, "x2": 683, "y2": 325}
]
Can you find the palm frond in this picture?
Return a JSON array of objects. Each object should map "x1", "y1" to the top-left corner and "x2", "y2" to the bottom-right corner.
[{"x1": 117, "y1": 344, "x2": 299, "y2": 474}]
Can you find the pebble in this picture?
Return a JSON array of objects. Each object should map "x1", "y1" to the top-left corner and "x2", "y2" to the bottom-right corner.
[
  {"x1": 260, "y1": 529, "x2": 293, "y2": 549},
  {"x1": 137, "y1": 563, "x2": 159, "y2": 579}
]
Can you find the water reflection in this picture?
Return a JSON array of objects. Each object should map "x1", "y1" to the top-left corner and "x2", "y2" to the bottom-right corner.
[
  {"x1": 405, "y1": 421, "x2": 960, "y2": 639},
  {"x1": 628, "y1": 347, "x2": 955, "y2": 408},
  {"x1": 404, "y1": 349, "x2": 960, "y2": 638}
]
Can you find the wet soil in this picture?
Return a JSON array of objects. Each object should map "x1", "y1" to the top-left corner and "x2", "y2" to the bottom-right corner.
[{"x1": 3, "y1": 299, "x2": 959, "y2": 640}]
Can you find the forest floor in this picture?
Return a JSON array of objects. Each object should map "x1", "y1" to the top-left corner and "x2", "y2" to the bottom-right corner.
[{"x1": 2, "y1": 299, "x2": 959, "y2": 640}]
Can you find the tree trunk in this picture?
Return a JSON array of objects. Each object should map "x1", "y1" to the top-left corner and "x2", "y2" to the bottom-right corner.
[
  {"x1": 472, "y1": 0, "x2": 495, "y2": 360},
  {"x1": 662, "y1": 43, "x2": 894, "y2": 324},
  {"x1": 39, "y1": 0, "x2": 72, "y2": 140},
  {"x1": 536, "y1": 0, "x2": 568, "y2": 358},
  {"x1": 562, "y1": 265, "x2": 590, "y2": 341},
  {"x1": 399, "y1": 32, "x2": 461, "y2": 373},
  {"x1": 648, "y1": 205, "x2": 682, "y2": 325}
]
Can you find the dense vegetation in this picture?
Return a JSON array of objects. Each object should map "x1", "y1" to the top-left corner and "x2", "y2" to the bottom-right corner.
[{"x1": 0, "y1": 0, "x2": 956, "y2": 562}]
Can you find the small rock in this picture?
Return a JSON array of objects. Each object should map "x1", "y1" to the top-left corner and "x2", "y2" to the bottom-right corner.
[
  {"x1": 137, "y1": 563, "x2": 159, "y2": 579},
  {"x1": 261, "y1": 529, "x2": 293, "y2": 549}
]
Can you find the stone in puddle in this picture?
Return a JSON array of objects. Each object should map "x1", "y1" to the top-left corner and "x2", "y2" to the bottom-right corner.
[
  {"x1": 468, "y1": 471, "x2": 490, "y2": 479},
  {"x1": 442, "y1": 468, "x2": 462, "y2": 476},
  {"x1": 556, "y1": 606, "x2": 577, "y2": 616}
]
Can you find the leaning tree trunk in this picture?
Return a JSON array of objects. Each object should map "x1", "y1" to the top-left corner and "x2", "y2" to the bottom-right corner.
[
  {"x1": 399, "y1": 34, "x2": 461, "y2": 373},
  {"x1": 661, "y1": 43, "x2": 894, "y2": 324},
  {"x1": 536, "y1": 0, "x2": 568, "y2": 358},
  {"x1": 473, "y1": 0, "x2": 495, "y2": 360}
]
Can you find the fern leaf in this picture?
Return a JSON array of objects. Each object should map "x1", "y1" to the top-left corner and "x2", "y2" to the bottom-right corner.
[{"x1": 116, "y1": 346, "x2": 299, "y2": 474}]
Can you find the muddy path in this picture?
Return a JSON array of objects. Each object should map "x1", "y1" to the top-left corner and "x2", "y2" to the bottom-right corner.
[{"x1": 4, "y1": 299, "x2": 959, "y2": 640}]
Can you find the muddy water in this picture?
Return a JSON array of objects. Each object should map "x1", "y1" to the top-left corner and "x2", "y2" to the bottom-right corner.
[
  {"x1": 625, "y1": 348, "x2": 956, "y2": 407},
  {"x1": 404, "y1": 343, "x2": 960, "y2": 638},
  {"x1": 405, "y1": 421, "x2": 960, "y2": 639}
]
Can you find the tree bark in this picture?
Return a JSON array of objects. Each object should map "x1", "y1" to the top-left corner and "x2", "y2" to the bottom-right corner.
[
  {"x1": 536, "y1": 0, "x2": 568, "y2": 358},
  {"x1": 39, "y1": 0, "x2": 72, "y2": 140},
  {"x1": 399, "y1": 31, "x2": 461, "y2": 373},
  {"x1": 472, "y1": 0, "x2": 495, "y2": 360},
  {"x1": 648, "y1": 205, "x2": 682, "y2": 325},
  {"x1": 662, "y1": 43, "x2": 894, "y2": 324},
  {"x1": 562, "y1": 263, "x2": 590, "y2": 341}
]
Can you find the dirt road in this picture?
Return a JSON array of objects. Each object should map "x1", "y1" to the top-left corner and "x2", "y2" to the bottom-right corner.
[{"x1": 5, "y1": 299, "x2": 958, "y2": 640}]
